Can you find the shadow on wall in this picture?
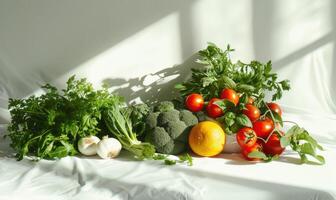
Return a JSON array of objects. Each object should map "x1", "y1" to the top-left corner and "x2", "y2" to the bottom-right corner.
[
  {"x1": 0, "y1": 0, "x2": 194, "y2": 98},
  {"x1": 102, "y1": 53, "x2": 201, "y2": 105}
]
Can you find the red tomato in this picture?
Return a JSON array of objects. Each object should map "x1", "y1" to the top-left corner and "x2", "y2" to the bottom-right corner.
[
  {"x1": 247, "y1": 97, "x2": 254, "y2": 104},
  {"x1": 253, "y1": 118, "x2": 274, "y2": 138},
  {"x1": 241, "y1": 142, "x2": 263, "y2": 161},
  {"x1": 243, "y1": 104, "x2": 261, "y2": 122},
  {"x1": 185, "y1": 93, "x2": 204, "y2": 112},
  {"x1": 206, "y1": 98, "x2": 223, "y2": 118},
  {"x1": 267, "y1": 102, "x2": 282, "y2": 116},
  {"x1": 220, "y1": 88, "x2": 239, "y2": 106},
  {"x1": 262, "y1": 132, "x2": 285, "y2": 156},
  {"x1": 236, "y1": 127, "x2": 257, "y2": 148}
]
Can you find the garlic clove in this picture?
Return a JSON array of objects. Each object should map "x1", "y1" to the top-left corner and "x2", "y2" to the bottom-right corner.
[
  {"x1": 78, "y1": 136, "x2": 100, "y2": 156},
  {"x1": 97, "y1": 136, "x2": 122, "y2": 159}
]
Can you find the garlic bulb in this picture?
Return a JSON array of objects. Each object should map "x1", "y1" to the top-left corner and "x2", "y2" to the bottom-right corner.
[
  {"x1": 78, "y1": 136, "x2": 100, "y2": 156},
  {"x1": 97, "y1": 136, "x2": 122, "y2": 159}
]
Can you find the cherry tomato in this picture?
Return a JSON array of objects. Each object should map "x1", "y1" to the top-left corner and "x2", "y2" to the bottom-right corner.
[
  {"x1": 236, "y1": 127, "x2": 257, "y2": 148},
  {"x1": 247, "y1": 97, "x2": 254, "y2": 104},
  {"x1": 243, "y1": 104, "x2": 261, "y2": 122},
  {"x1": 267, "y1": 102, "x2": 282, "y2": 116},
  {"x1": 220, "y1": 88, "x2": 239, "y2": 106},
  {"x1": 241, "y1": 142, "x2": 263, "y2": 161},
  {"x1": 185, "y1": 93, "x2": 204, "y2": 112},
  {"x1": 262, "y1": 131, "x2": 285, "y2": 156},
  {"x1": 253, "y1": 118, "x2": 274, "y2": 138},
  {"x1": 206, "y1": 98, "x2": 223, "y2": 118}
]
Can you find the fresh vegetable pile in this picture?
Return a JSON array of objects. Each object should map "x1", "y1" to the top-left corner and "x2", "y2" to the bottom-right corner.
[
  {"x1": 5, "y1": 43, "x2": 325, "y2": 166},
  {"x1": 177, "y1": 43, "x2": 325, "y2": 164}
]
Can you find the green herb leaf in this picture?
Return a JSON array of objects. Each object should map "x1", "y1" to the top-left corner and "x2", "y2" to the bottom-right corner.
[
  {"x1": 223, "y1": 112, "x2": 236, "y2": 127},
  {"x1": 248, "y1": 151, "x2": 268, "y2": 160},
  {"x1": 164, "y1": 159, "x2": 177, "y2": 165},
  {"x1": 179, "y1": 153, "x2": 193, "y2": 166},
  {"x1": 153, "y1": 153, "x2": 168, "y2": 160},
  {"x1": 236, "y1": 114, "x2": 252, "y2": 127},
  {"x1": 285, "y1": 125, "x2": 325, "y2": 165},
  {"x1": 214, "y1": 99, "x2": 235, "y2": 111},
  {"x1": 280, "y1": 136, "x2": 290, "y2": 148}
]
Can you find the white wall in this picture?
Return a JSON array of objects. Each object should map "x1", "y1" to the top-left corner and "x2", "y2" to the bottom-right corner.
[{"x1": 0, "y1": 0, "x2": 335, "y2": 122}]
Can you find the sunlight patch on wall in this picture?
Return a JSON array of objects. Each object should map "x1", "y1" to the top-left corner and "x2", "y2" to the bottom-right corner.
[{"x1": 54, "y1": 12, "x2": 182, "y2": 90}]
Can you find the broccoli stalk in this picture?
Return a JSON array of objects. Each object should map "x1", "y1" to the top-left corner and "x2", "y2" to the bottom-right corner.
[{"x1": 104, "y1": 104, "x2": 155, "y2": 160}]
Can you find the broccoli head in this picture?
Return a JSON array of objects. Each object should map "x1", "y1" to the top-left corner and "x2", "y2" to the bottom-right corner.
[{"x1": 145, "y1": 101, "x2": 198, "y2": 155}]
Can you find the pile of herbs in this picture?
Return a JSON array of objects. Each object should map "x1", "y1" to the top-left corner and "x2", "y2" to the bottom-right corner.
[
  {"x1": 7, "y1": 76, "x2": 123, "y2": 160},
  {"x1": 6, "y1": 76, "x2": 192, "y2": 165}
]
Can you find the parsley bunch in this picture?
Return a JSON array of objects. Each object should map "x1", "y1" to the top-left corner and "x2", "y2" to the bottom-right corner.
[
  {"x1": 175, "y1": 43, "x2": 290, "y2": 106},
  {"x1": 7, "y1": 76, "x2": 122, "y2": 160}
]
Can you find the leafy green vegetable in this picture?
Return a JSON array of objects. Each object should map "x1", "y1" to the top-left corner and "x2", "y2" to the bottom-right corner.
[
  {"x1": 175, "y1": 43, "x2": 290, "y2": 105},
  {"x1": 7, "y1": 76, "x2": 122, "y2": 160},
  {"x1": 121, "y1": 103, "x2": 150, "y2": 140},
  {"x1": 178, "y1": 153, "x2": 193, "y2": 166},
  {"x1": 164, "y1": 159, "x2": 177, "y2": 165},
  {"x1": 235, "y1": 114, "x2": 252, "y2": 128},
  {"x1": 104, "y1": 104, "x2": 155, "y2": 160},
  {"x1": 280, "y1": 125, "x2": 325, "y2": 164},
  {"x1": 248, "y1": 151, "x2": 268, "y2": 160},
  {"x1": 153, "y1": 153, "x2": 193, "y2": 166},
  {"x1": 248, "y1": 151, "x2": 278, "y2": 162}
]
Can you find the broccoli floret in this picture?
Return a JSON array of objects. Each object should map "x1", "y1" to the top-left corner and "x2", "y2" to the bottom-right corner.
[
  {"x1": 157, "y1": 109, "x2": 179, "y2": 125},
  {"x1": 179, "y1": 109, "x2": 198, "y2": 127},
  {"x1": 164, "y1": 120, "x2": 187, "y2": 139},
  {"x1": 154, "y1": 101, "x2": 174, "y2": 112},
  {"x1": 146, "y1": 112, "x2": 160, "y2": 130},
  {"x1": 156, "y1": 140, "x2": 174, "y2": 154},
  {"x1": 150, "y1": 127, "x2": 171, "y2": 147},
  {"x1": 145, "y1": 101, "x2": 199, "y2": 155}
]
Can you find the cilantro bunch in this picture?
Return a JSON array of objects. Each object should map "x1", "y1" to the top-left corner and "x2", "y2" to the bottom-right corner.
[{"x1": 7, "y1": 76, "x2": 122, "y2": 160}]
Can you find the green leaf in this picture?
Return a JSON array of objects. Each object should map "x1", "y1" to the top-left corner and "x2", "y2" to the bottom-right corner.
[
  {"x1": 239, "y1": 94, "x2": 248, "y2": 104},
  {"x1": 248, "y1": 151, "x2": 268, "y2": 160},
  {"x1": 218, "y1": 76, "x2": 236, "y2": 89},
  {"x1": 164, "y1": 159, "x2": 177, "y2": 165},
  {"x1": 285, "y1": 125, "x2": 325, "y2": 165},
  {"x1": 153, "y1": 154, "x2": 168, "y2": 160},
  {"x1": 300, "y1": 143, "x2": 316, "y2": 156},
  {"x1": 285, "y1": 125, "x2": 301, "y2": 137},
  {"x1": 224, "y1": 112, "x2": 236, "y2": 127},
  {"x1": 179, "y1": 153, "x2": 193, "y2": 166},
  {"x1": 201, "y1": 77, "x2": 217, "y2": 87},
  {"x1": 214, "y1": 99, "x2": 235, "y2": 111},
  {"x1": 280, "y1": 136, "x2": 290, "y2": 148},
  {"x1": 48, "y1": 146, "x2": 68, "y2": 158},
  {"x1": 237, "y1": 84, "x2": 255, "y2": 93},
  {"x1": 236, "y1": 114, "x2": 252, "y2": 127},
  {"x1": 270, "y1": 111, "x2": 283, "y2": 127},
  {"x1": 280, "y1": 80, "x2": 291, "y2": 90},
  {"x1": 315, "y1": 155, "x2": 325, "y2": 165}
]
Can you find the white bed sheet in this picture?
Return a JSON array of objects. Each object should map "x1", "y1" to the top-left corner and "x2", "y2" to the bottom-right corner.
[{"x1": 1, "y1": 111, "x2": 335, "y2": 200}]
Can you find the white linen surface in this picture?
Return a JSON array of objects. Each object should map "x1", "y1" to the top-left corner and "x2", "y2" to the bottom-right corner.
[
  {"x1": 1, "y1": 111, "x2": 336, "y2": 200},
  {"x1": 1, "y1": 0, "x2": 336, "y2": 199}
]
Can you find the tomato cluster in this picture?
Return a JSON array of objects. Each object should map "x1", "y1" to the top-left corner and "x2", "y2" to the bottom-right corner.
[
  {"x1": 185, "y1": 88, "x2": 240, "y2": 118},
  {"x1": 185, "y1": 88, "x2": 286, "y2": 161}
]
